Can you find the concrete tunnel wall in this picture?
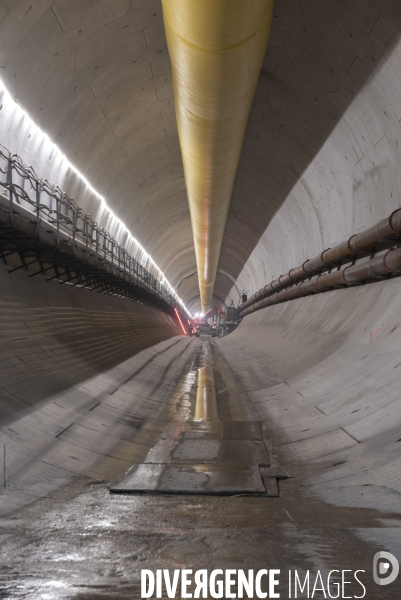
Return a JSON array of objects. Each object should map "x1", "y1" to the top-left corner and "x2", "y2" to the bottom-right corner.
[
  {"x1": 1, "y1": 0, "x2": 401, "y2": 519},
  {"x1": 0, "y1": 261, "x2": 190, "y2": 513},
  {"x1": 222, "y1": 0, "x2": 401, "y2": 304},
  {"x1": 217, "y1": 277, "x2": 401, "y2": 514}
]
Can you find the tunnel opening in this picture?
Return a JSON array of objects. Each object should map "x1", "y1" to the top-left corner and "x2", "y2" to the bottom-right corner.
[{"x1": 1, "y1": 0, "x2": 401, "y2": 598}]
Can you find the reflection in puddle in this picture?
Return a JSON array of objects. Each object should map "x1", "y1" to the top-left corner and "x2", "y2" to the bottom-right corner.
[
  {"x1": 111, "y1": 341, "x2": 271, "y2": 495},
  {"x1": 166, "y1": 368, "x2": 197, "y2": 421},
  {"x1": 52, "y1": 553, "x2": 86, "y2": 562},
  {"x1": 194, "y1": 363, "x2": 218, "y2": 421},
  {"x1": 166, "y1": 341, "x2": 214, "y2": 422}
]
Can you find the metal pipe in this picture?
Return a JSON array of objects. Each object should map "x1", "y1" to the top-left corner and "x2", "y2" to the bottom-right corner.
[
  {"x1": 321, "y1": 239, "x2": 355, "y2": 266},
  {"x1": 162, "y1": 0, "x2": 274, "y2": 311},
  {"x1": 240, "y1": 246, "x2": 401, "y2": 317},
  {"x1": 240, "y1": 207, "x2": 401, "y2": 313},
  {"x1": 349, "y1": 211, "x2": 401, "y2": 253}
]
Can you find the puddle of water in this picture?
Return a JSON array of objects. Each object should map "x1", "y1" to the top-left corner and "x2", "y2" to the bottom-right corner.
[
  {"x1": 194, "y1": 363, "x2": 218, "y2": 420},
  {"x1": 166, "y1": 366, "x2": 197, "y2": 422}
]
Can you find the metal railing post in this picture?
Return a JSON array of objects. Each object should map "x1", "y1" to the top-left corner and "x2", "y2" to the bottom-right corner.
[
  {"x1": 7, "y1": 157, "x2": 14, "y2": 226},
  {"x1": 84, "y1": 215, "x2": 89, "y2": 258},
  {"x1": 35, "y1": 182, "x2": 41, "y2": 238},
  {"x1": 55, "y1": 192, "x2": 60, "y2": 247},
  {"x1": 95, "y1": 225, "x2": 99, "y2": 261}
]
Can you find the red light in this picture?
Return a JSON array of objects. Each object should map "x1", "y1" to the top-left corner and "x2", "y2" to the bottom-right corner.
[{"x1": 174, "y1": 308, "x2": 187, "y2": 336}]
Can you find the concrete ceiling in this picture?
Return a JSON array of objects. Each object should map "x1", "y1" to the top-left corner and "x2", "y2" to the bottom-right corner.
[{"x1": 0, "y1": 0, "x2": 400, "y2": 312}]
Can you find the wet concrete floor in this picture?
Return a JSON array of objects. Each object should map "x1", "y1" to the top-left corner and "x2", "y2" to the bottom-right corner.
[
  {"x1": 0, "y1": 337, "x2": 400, "y2": 598},
  {"x1": 1, "y1": 475, "x2": 401, "y2": 598},
  {"x1": 111, "y1": 340, "x2": 272, "y2": 496}
]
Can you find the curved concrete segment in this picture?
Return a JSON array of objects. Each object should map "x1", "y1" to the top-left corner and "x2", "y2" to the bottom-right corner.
[
  {"x1": 216, "y1": 276, "x2": 401, "y2": 513},
  {"x1": 0, "y1": 0, "x2": 401, "y2": 597},
  {"x1": 0, "y1": 260, "x2": 191, "y2": 514}
]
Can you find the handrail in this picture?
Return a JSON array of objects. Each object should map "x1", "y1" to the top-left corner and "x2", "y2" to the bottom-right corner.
[{"x1": 0, "y1": 147, "x2": 183, "y2": 312}]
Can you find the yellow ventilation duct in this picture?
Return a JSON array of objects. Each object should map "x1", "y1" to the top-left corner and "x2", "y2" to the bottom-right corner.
[{"x1": 161, "y1": 0, "x2": 274, "y2": 312}]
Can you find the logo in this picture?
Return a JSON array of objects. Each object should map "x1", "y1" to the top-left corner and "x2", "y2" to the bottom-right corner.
[{"x1": 373, "y1": 552, "x2": 399, "y2": 586}]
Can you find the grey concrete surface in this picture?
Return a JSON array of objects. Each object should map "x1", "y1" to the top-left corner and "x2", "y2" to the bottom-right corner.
[
  {"x1": 0, "y1": 278, "x2": 400, "y2": 597},
  {"x1": 1, "y1": 1, "x2": 401, "y2": 311},
  {"x1": 1, "y1": 476, "x2": 401, "y2": 599},
  {"x1": 216, "y1": 277, "x2": 401, "y2": 519},
  {"x1": 0, "y1": 328, "x2": 400, "y2": 598},
  {"x1": 0, "y1": 260, "x2": 193, "y2": 515},
  {"x1": 1, "y1": 0, "x2": 401, "y2": 597}
]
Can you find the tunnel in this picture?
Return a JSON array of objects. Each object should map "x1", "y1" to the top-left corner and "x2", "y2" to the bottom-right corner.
[{"x1": 0, "y1": 0, "x2": 401, "y2": 598}]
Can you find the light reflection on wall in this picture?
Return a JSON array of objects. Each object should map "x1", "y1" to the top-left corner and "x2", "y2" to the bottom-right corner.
[{"x1": 0, "y1": 80, "x2": 189, "y2": 315}]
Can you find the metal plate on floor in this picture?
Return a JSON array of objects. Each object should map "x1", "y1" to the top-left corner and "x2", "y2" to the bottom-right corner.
[
  {"x1": 110, "y1": 463, "x2": 266, "y2": 495},
  {"x1": 160, "y1": 421, "x2": 262, "y2": 441},
  {"x1": 144, "y1": 439, "x2": 269, "y2": 465}
]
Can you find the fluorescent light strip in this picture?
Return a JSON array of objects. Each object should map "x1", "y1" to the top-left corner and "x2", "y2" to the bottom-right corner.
[{"x1": 0, "y1": 78, "x2": 190, "y2": 315}]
